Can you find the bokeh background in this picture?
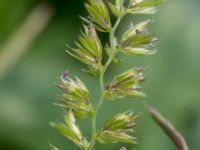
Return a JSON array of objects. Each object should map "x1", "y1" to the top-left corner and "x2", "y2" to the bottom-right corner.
[{"x1": 0, "y1": 0, "x2": 200, "y2": 150}]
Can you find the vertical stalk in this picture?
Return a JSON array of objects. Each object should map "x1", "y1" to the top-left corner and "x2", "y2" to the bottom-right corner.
[{"x1": 89, "y1": 12, "x2": 126, "y2": 150}]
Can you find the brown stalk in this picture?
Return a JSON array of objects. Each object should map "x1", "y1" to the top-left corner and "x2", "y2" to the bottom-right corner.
[{"x1": 147, "y1": 105, "x2": 189, "y2": 150}]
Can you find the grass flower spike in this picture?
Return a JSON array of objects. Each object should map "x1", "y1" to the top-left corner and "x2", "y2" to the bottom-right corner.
[
  {"x1": 51, "y1": 0, "x2": 166, "y2": 150},
  {"x1": 97, "y1": 110, "x2": 138, "y2": 144},
  {"x1": 58, "y1": 72, "x2": 94, "y2": 118}
]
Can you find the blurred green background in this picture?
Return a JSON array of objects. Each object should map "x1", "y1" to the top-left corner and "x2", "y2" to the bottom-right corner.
[{"x1": 0, "y1": 0, "x2": 200, "y2": 150}]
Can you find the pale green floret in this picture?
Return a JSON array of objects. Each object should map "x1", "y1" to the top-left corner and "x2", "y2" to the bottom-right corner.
[
  {"x1": 103, "y1": 110, "x2": 137, "y2": 131},
  {"x1": 120, "y1": 33, "x2": 157, "y2": 56},
  {"x1": 121, "y1": 20, "x2": 151, "y2": 43},
  {"x1": 108, "y1": 0, "x2": 125, "y2": 17},
  {"x1": 105, "y1": 67, "x2": 146, "y2": 101},
  {"x1": 97, "y1": 110, "x2": 138, "y2": 144},
  {"x1": 58, "y1": 76, "x2": 94, "y2": 118},
  {"x1": 49, "y1": 143, "x2": 60, "y2": 150},
  {"x1": 120, "y1": 19, "x2": 157, "y2": 56},
  {"x1": 85, "y1": 0, "x2": 112, "y2": 32},
  {"x1": 97, "y1": 130, "x2": 137, "y2": 144},
  {"x1": 108, "y1": 2, "x2": 121, "y2": 17},
  {"x1": 128, "y1": 0, "x2": 166, "y2": 14},
  {"x1": 50, "y1": 110, "x2": 90, "y2": 150},
  {"x1": 123, "y1": 47, "x2": 156, "y2": 55},
  {"x1": 66, "y1": 25, "x2": 102, "y2": 75}
]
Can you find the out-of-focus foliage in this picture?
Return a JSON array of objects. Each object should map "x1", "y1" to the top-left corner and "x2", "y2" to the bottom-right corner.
[{"x1": 0, "y1": 0, "x2": 200, "y2": 150}]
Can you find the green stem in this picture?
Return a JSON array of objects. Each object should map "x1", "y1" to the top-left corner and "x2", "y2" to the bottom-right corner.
[
  {"x1": 89, "y1": 13, "x2": 126, "y2": 150},
  {"x1": 89, "y1": 74, "x2": 104, "y2": 150},
  {"x1": 89, "y1": 57, "x2": 113, "y2": 150}
]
